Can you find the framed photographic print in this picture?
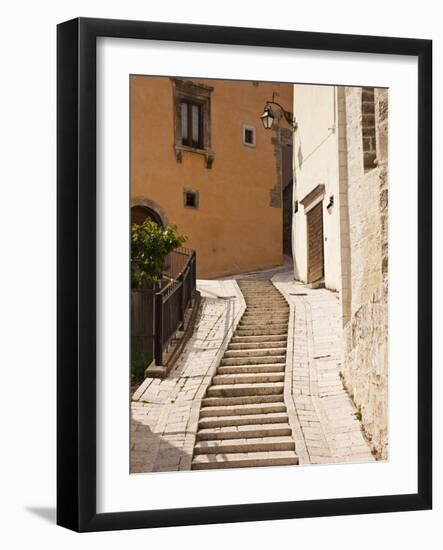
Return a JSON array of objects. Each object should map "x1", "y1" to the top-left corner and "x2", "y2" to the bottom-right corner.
[{"x1": 57, "y1": 17, "x2": 432, "y2": 532}]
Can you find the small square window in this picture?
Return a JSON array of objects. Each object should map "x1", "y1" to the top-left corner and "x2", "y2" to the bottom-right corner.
[
  {"x1": 242, "y1": 125, "x2": 256, "y2": 147},
  {"x1": 183, "y1": 189, "x2": 199, "y2": 209},
  {"x1": 244, "y1": 129, "x2": 253, "y2": 143}
]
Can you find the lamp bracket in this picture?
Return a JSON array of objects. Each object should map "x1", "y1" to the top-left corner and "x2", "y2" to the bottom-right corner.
[{"x1": 264, "y1": 99, "x2": 298, "y2": 130}]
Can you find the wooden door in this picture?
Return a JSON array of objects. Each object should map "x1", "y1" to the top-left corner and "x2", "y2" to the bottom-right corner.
[{"x1": 307, "y1": 202, "x2": 324, "y2": 283}]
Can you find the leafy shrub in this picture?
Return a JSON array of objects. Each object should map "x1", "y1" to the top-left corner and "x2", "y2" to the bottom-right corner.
[{"x1": 131, "y1": 220, "x2": 187, "y2": 289}]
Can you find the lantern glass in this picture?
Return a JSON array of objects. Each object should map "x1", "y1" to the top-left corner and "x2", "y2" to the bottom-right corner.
[{"x1": 260, "y1": 107, "x2": 274, "y2": 130}]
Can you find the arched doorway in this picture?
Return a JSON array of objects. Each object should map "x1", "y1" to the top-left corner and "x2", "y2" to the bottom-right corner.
[{"x1": 131, "y1": 205, "x2": 164, "y2": 227}]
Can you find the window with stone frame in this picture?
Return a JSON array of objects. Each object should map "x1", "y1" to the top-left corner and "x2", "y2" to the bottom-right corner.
[
  {"x1": 242, "y1": 125, "x2": 256, "y2": 147},
  {"x1": 172, "y1": 79, "x2": 214, "y2": 168},
  {"x1": 361, "y1": 87, "x2": 377, "y2": 171},
  {"x1": 180, "y1": 101, "x2": 203, "y2": 149},
  {"x1": 183, "y1": 189, "x2": 199, "y2": 209}
]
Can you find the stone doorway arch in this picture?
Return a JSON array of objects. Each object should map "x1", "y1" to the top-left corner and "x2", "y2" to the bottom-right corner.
[{"x1": 131, "y1": 197, "x2": 168, "y2": 227}]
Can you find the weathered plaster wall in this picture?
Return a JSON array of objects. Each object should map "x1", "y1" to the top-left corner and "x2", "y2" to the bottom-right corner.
[
  {"x1": 292, "y1": 85, "x2": 343, "y2": 291},
  {"x1": 341, "y1": 87, "x2": 389, "y2": 459},
  {"x1": 131, "y1": 76, "x2": 293, "y2": 278}
]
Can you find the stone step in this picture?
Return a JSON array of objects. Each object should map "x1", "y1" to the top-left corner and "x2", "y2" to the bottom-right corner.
[
  {"x1": 193, "y1": 435, "x2": 295, "y2": 455},
  {"x1": 196, "y1": 422, "x2": 292, "y2": 441},
  {"x1": 242, "y1": 297, "x2": 283, "y2": 300},
  {"x1": 240, "y1": 318, "x2": 288, "y2": 326},
  {"x1": 242, "y1": 289, "x2": 284, "y2": 293},
  {"x1": 206, "y1": 382, "x2": 284, "y2": 398},
  {"x1": 235, "y1": 327, "x2": 288, "y2": 336},
  {"x1": 228, "y1": 340, "x2": 286, "y2": 350},
  {"x1": 243, "y1": 300, "x2": 287, "y2": 306},
  {"x1": 212, "y1": 372, "x2": 285, "y2": 385},
  {"x1": 217, "y1": 364, "x2": 285, "y2": 375},
  {"x1": 199, "y1": 401, "x2": 287, "y2": 418},
  {"x1": 238, "y1": 281, "x2": 274, "y2": 285},
  {"x1": 244, "y1": 307, "x2": 288, "y2": 313},
  {"x1": 239, "y1": 319, "x2": 288, "y2": 328},
  {"x1": 245, "y1": 302, "x2": 288, "y2": 307},
  {"x1": 241, "y1": 291, "x2": 285, "y2": 296},
  {"x1": 242, "y1": 296, "x2": 282, "y2": 300},
  {"x1": 240, "y1": 284, "x2": 274, "y2": 286},
  {"x1": 237, "y1": 326, "x2": 288, "y2": 334},
  {"x1": 201, "y1": 394, "x2": 285, "y2": 407},
  {"x1": 231, "y1": 334, "x2": 287, "y2": 343},
  {"x1": 224, "y1": 347, "x2": 287, "y2": 358},
  {"x1": 241, "y1": 316, "x2": 287, "y2": 322},
  {"x1": 243, "y1": 297, "x2": 285, "y2": 302},
  {"x1": 241, "y1": 315, "x2": 288, "y2": 321},
  {"x1": 192, "y1": 450, "x2": 298, "y2": 469},
  {"x1": 242, "y1": 310, "x2": 289, "y2": 317},
  {"x1": 240, "y1": 285, "x2": 277, "y2": 288},
  {"x1": 241, "y1": 295, "x2": 280, "y2": 298},
  {"x1": 243, "y1": 309, "x2": 287, "y2": 314},
  {"x1": 198, "y1": 412, "x2": 288, "y2": 429},
  {"x1": 242, "y1": 290, "x2": 285, "y2": 295},
  {"x1": 220, "y1": 355, "x2": 286, "y2": 366}
]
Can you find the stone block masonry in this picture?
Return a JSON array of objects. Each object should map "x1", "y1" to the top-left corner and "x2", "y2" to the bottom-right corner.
[
  {"x1": 342, "y1": 282, "x2": 388, "y2": 459},
  {"x1": 340, "y1": 87, "x2": 389, "y2": 459}
]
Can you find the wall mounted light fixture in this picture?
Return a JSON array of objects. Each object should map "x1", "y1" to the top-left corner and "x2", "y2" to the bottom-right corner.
[{"x1": 260, "y1": 92, "x2": 298, "y2": 131}]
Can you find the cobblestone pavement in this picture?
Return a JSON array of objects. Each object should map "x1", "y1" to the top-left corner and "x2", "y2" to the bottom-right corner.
[
  {"x1": 130, "y1": 280, "x2": 245, "y2": 473},
  {"x1": 273, "y1": 272, "x2": 375, "y2": 465}
]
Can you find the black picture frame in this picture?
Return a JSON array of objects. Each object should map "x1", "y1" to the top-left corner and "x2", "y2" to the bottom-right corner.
[{"x1": 57, "y1": 17, "x2": 432, "y2": 532}]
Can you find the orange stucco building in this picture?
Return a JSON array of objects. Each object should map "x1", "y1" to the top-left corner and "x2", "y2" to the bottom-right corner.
[{"x1": 131, "y1": 75, "x2": 293, "y2": 278}]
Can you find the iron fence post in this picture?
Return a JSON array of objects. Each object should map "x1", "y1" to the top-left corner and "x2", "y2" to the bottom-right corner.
[
  {"x1": 154, "y1": 292, "x2": 164, "y2": 365},
  {"x1": 179, "y1": 274, "x2": 185, "y2": 330}
]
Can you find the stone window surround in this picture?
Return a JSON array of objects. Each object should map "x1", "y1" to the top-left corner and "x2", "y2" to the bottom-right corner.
[
  {"x1": 242, "y1": 124, "x2": 256, "y2": 148},
  {"x1": 172, "y1": 78, "x2": 214, "y2": 169},
  {"x1": 183, "y1": 188, "x2": 199, "y2": 209}
]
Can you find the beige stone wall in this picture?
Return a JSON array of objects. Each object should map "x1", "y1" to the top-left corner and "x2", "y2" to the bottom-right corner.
[
  {"x1": 342, "y1": 282, "x2": 388, "y2": 458},
  {"x1": 341, "y1": 87, "x2": 389, "y2": 459}
]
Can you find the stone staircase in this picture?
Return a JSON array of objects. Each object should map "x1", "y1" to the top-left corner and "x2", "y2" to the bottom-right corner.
[{"x1": 191, "y1": 280, "x2": 298, "y2": 470}]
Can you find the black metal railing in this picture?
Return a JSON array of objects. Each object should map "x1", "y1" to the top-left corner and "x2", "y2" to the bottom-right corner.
[
  {"x1": 154, "y1": 249, "x2": 196, "y2": 365},
  {"x1": 163, "y1": 247, "x2": 194, "y2": 280}
]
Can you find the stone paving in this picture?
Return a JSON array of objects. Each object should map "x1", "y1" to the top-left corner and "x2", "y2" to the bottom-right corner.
[
  {"x1": 273, "y1": 272, "x2": 374, "y2": 465},
  {"x1": 131, "y1": 266, "x2": 374, "y2": 473},
  {"x1": 131, "y1": 279, "x2": 245, "y2": 473}
]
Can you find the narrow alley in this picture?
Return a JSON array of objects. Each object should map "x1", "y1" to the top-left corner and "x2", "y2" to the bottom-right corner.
[{"x1": 131, "y1": 266, "x2": 373, "y2": 472}]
